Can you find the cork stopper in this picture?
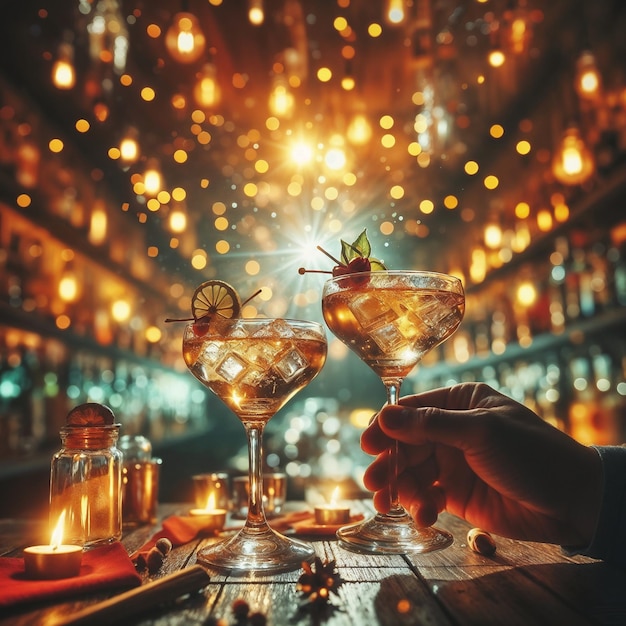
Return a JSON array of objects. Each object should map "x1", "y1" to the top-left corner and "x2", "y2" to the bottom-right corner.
[{"x1": 66, "y1": 403, "x2": 117, "y2": 427}]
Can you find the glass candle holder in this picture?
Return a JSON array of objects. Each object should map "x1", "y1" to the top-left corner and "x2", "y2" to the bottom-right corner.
[
  {"x1": 192, "y1": 472, "x2": 230, "y2": 511},
  {"x1": 232, "y1": 472, "x2": 286, "y2": 518}
]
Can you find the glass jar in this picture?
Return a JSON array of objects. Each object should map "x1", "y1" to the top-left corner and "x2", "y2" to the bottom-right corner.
[{"x1": 49, "y1": 403, "x2": 123, "y2": 548}]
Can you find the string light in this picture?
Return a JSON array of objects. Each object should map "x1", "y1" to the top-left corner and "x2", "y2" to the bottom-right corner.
[
  {"x1": 574, "y1": 51, "x2": 602, "y2": 101},
  {"x1": 248, "y1": 0, "x2": 264, "y2": 25},
  {"x1": 194, "y1": 63, "x2": 221, "y2": 108},
  {"x1": 52, "y1": 42, "x2": 75, "y2": 89},
  {"x1": 552, "y1": 126, "x2": 595, "y2": 186},
  {"x1": 165, "y1": 12, "x2": 206, "y2": 64}
]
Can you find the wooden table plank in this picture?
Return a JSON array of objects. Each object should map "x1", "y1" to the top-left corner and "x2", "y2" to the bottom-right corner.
[
  {"x1": 209, "y1": 578, "x2": 455, "y2": 626},
  {"x1": 0, "y1": 503, "x2": 619, "y2": 626}
]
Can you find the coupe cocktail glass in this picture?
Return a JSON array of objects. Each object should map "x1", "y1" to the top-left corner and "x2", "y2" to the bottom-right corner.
[
  {"x1": 183, "y1": 318, "x2": 327, "y2": 572},
  {"x1": 322, "y1": 270, "x2": 464, "y2": 554}
]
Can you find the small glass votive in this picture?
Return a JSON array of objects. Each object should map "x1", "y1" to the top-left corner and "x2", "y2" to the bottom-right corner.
[
  {"x1": 232, "y1": 472, "x2": 287, "y2": 518},
  {"x1": 122, "y1": 457, "x2": 162, "y2": 525},
  {"x1": 192, "y1": 472, "x2": 230, "y2": 512}
]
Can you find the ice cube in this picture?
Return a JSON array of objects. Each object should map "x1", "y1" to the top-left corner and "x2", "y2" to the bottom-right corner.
[
  {"x1": 244, "y1": 342, "x2": 274, "y2": 371},
  {"x1": 228, "y1": 321, "x2": 249, "y2": 339},
  {"x1": 369, "y1": 322, "x2": 407, "y2": 352},
  {"x1": 274, "y1": 347, "x2": 307, "y2": 381},
  {"x1": 348, "y1": 294, "x2": 396, "y2": 329},
  {"x1": 239, "y1": 363, "x2": 267, "y2": 388},
  {"x1": 250, "y1": 320, "x2": 276, "y2": 337},
  {"x1": 199, "y1": 341, "x2": 222, "y2": 367},
  {"x1": 264, "y1": 319, "x2": 296, "y2": 338},
  {"x1": 414, "y1": 294, "x2": 454, "y2": 328},
  {"x1": 216, "y1": 353, "x2": 248, "y2": 382}
]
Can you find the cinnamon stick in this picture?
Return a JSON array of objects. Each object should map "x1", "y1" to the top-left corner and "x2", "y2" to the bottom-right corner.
[{"x1": 48, "y1": 565, "x2": 210, "y2": 626}]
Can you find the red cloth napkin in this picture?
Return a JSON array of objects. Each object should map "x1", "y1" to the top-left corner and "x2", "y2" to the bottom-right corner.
[
  {"x1": 131, "y1": 515, "x2": 218, "y2": 564},
  {"x1": 0, "y1": 542, "x2": 141, "y2": 609}
]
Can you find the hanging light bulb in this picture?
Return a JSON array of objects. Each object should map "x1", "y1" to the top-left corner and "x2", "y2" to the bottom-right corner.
[
  {"x1": 268, "y1": 76, "x2": 294, "y2": 118},
  {"x1": 119, "y1": 127, "x2": 140, "y2": 163},
  {"x1": 169, "y1": 205, "x2": 187, "y2": 233},
  {"x1": 143, "y1": 159, "x2": 162, "y2": 195},
  {"x1": 59, "y1": 261, "x2": 79, "y2": 302},
  {"x1": 193, "y1": 63, "x2": 221, "y2": 108},
  {"x1": 52, "y1": 42, "x2": 76, "y2": 89},
  {"x1": 385, "y1": 0, "x2": 406, "y2": 25},
  {"x1": 165, "y1": 12, "x2": 206, "y2": 64},
  {"x1": 484, "y1": 222, "x2": 503, "y2": 249},
  {"x1": 347, "y1": 113, "x2": 373, "y2": 146},
  {"x1": 552, "y1": 126, "x2": 595, "y2": 186},
  {"x1": 89, "y1": 199, "x2": 108, "y2": 245},
  {"x1": 574, "y1": 51, "x2": 602, "y2": 102},
  {"x1": 248, "y1": 0, "x2": 264, "y2": 25}
]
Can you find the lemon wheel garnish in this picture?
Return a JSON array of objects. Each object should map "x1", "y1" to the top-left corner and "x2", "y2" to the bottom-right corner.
[{"x1": 191, "y1": 280, "x2": 242, "y2": 322}]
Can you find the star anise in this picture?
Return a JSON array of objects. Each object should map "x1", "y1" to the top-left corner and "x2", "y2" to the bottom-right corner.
[{"x1": 296, "y1": 557, "x2": 344, "y2": 606}]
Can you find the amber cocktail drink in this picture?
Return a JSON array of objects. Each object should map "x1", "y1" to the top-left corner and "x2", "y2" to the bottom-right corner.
[
  {"x1": 322, "y1": 270, "x2": 464, "y2": 553},
  {"x1": 183, "y1": 317, "x2": 327, "y2": 572}
]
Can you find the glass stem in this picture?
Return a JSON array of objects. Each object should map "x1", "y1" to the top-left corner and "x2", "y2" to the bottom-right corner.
[
  {"x1": 384, "y1": 379, "x2": 403, "y2": 515},
  {"x1": 244, "y1": 422, "x2": 268, "y2": 530}
]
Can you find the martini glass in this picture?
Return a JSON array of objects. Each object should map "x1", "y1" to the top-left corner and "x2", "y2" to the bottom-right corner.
[
  {"x1": 183, "y1": 317, "x2": 327, "y2": 573},
  {"x1": 322, "y1": 270, "x2": 464, "y2": 554}
]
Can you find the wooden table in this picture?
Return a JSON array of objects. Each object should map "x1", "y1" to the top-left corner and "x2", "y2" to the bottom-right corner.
[{"x1": 2, "y1": 501, "x2": 625, "y2": 626}]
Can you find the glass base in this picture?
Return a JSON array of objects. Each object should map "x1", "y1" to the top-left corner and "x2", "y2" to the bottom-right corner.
[
  {"x1": 336, "y1": 509, "x2": 453, "y2": 555},
  {"x1": 196, "y1": 524, "x2": 315, "y2": 574}
]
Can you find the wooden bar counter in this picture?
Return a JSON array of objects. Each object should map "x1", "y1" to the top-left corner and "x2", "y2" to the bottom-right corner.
[{"x1": 1, "y1": 502, "x2": 625, "y2": 626}]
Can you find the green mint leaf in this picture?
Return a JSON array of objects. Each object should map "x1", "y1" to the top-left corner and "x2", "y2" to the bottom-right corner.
[
  {"x1": 351, "y1": 229, "x2": 371, "y2": 258},
  {"x1": 340, "y1": 229, "x2": 371, "y2": 264},
  {"x1": 340, "y1": 238, "x2": 354, "y2": 265}
]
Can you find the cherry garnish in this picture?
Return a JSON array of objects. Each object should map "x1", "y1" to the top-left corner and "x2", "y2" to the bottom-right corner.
[{"x1": 298, "y1": 246, "x2": 371, "y2": 284}]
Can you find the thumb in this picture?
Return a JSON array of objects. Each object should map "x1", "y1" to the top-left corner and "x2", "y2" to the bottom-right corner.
[{"x1": 379, "y1": 404, "x2": 481, "y2": 450}]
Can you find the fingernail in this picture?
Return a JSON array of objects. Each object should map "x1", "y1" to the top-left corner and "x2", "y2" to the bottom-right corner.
[{"x1": 383, "y1": 407, "x2": 410, "y2": 430}]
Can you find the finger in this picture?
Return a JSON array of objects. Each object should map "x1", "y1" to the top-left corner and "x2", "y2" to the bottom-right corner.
[
  {"x1": 361, "y1": 415, "x2": 394, "y2": 454},
  {"x1": 396, "y1": 456, "x2": 439, "y2": 495},
  {"x1": 372, "y1": 486, "x2": 391, "y2": 514},
  {"x1": 363, "y1": 453, "x2": 391, "y2": 491},
  {"x1": 407, "y1": 485, "x2": 446, "y2": 527},
  {"x1": 363, "y1": 445, "x2": 433, "y2": 491},
  {"x1": 397, "y1": 382, "x2": 496, "y2": 411},
  {"x1": 378, "y1": 403, "x2": 485, "y2": 450}
]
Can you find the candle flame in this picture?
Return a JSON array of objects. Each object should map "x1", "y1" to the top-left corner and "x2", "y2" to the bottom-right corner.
[
  {"x1": 50, "y1": 511, "x2": 66, "y2": 549},
  {"x1": 205, "y1": 492, "x2": 216, "y2": 511},
  {"x1": 330, "y1": 486, "x2": 341, "y2": 506}
]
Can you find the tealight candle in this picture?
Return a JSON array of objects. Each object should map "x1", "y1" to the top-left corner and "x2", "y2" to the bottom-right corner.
[
  {"x1": 23, "y1": 511, "x2": 83, "y2": 579},
  {"x1": 314, "y1": 486, "x2": 351, "y2": 525},
  {"x1": 189, "y1": 492, "x2": 227, "y2": 531}
]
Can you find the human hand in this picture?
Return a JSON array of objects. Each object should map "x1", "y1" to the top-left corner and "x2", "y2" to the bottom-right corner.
[{"x1": 361, "y1": 382, "x2": 602, "y2": 547}]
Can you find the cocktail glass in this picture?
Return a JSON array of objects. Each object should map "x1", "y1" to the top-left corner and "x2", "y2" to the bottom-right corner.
[
  {"x1": 322, "y1": 270, "x2": 464, "y2": 554},
  {"x1": 183, "y1": 318, "x2": 327, "y2": 572}
]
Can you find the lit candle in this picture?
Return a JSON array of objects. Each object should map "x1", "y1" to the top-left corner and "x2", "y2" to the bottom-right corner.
[
  {"x1": 23, "y1": 511, "x2": 83, "y2": 579},
  {"x1": 189, "y1": 492, "x2": 227, "y2": 530},
  {"x1": 314, "y1": 486, "x2": 351, "y2": 525}
]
